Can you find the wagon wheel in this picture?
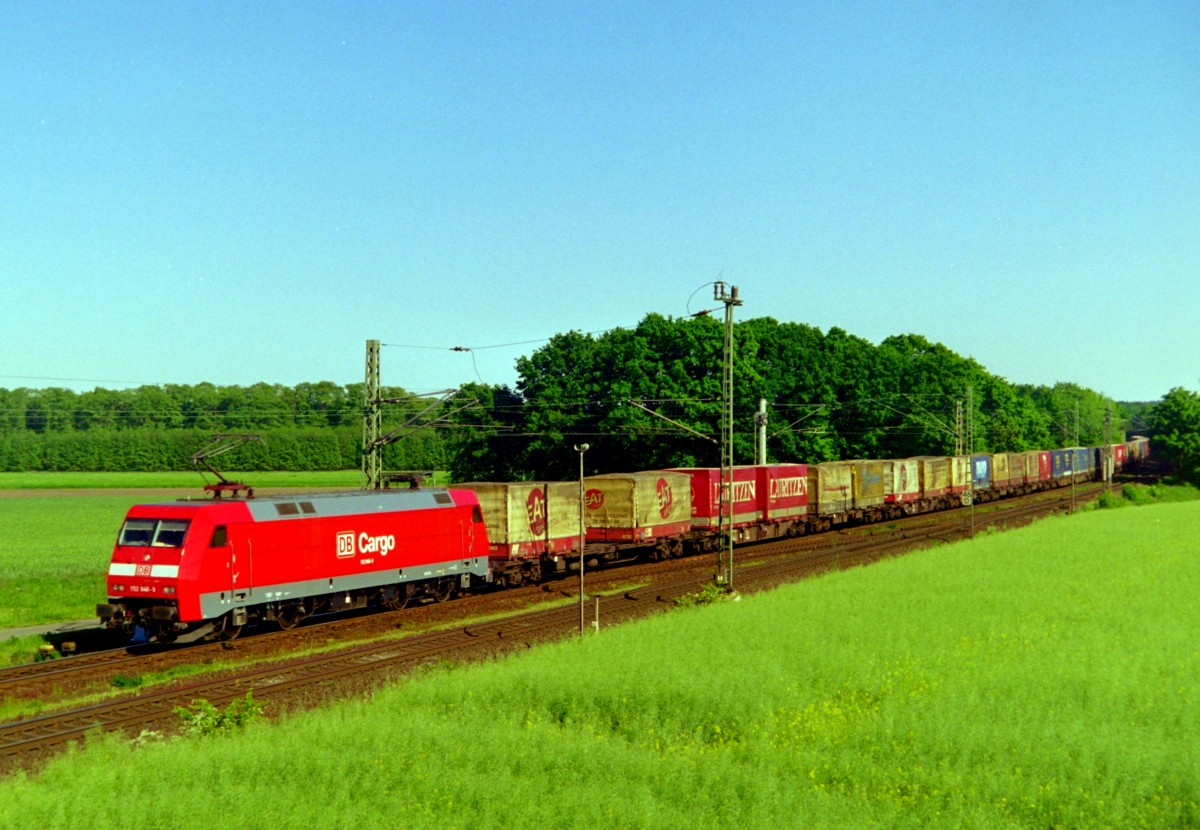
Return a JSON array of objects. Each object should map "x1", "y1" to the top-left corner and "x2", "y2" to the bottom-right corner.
[
  {"x1": 276, "y1": 604, "x2": 306, "y2": 630},
  {"x1": 432, "y1": 579, "x2": 455, "y2": 603}
]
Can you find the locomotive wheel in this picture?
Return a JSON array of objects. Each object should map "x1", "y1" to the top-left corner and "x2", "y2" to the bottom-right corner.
[
  {"x1": 276, "y1": 604, "x2": 306, "y2": 630},
  {"x1": 216, "y1": 615, "x2": 243, "y2": 641},
  {"x1": 432, "y1": 579, "x2": 455, "y2": 603}
]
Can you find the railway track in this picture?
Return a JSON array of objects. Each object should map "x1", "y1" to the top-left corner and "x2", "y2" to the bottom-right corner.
[{"x1": 0, "y1": 481, "x2": 1111, "y2": 775}]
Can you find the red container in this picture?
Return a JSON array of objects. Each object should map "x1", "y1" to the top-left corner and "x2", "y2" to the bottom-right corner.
[
  {"x1": 668, "y1": 467, "x2": 760, "y2": 528},
  {"x1": 757, "y1": 464, "x2": 808, "y2": 520},
  {"x1": 1034, "y1": 450, "x2": 1052, "y2": 481},
  {"x1": 1113, "y1": 444, "x2": 1128, "y2": 469}
]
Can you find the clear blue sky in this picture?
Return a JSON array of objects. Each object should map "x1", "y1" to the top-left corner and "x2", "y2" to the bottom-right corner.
[{"x1": 3, "y1": 2, "x2": 1196, "y2": 403}]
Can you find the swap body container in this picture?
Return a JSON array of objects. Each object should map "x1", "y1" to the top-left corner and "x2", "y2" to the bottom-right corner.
[
  {"x1": 1113, "y1": 443, "x2": 1128, "y2": 470},
  {"x1": 1070, "y1": 447, "x2": 1095, "y2": 478},
  {"x1": 458, "y1": 481, "x2": 581, "y2": 560},
  {"x1": 948, "y1": 456, "x2": 972, "y2": 494},
  {"x1": 808, "y1": 461, "x2": 885, "y2": 515},
  {"x1": 909, "y1": 456, "x2": 951, "y2": 498},
  {"x1": 1005, "y1": 452, "x2": 1029, "y2": 485},
  {"x1": 668, "y1": 466, "x2": 760, "y2": 528},
  {"x1": 670, "y1": 464, "x2": 809, "y2": 529},
  {"x1": 1050, "y1": 449, "x2": 1074, "y2": 479},
  {"x1": 991, "y1": 453, "x2": 1013, "y2": 488},
  {"x1": 583, "y1": 471, "x2": 693, "y2": 543},
  {"x1": 1128, "y1": 437, "x2": 1150, "y2": 461},
  {"x1": 1025, "y1": 450, "x2": 1052, "y2": 483},
  {"x1": 970, "y1": 454, "x2": 992, "y2": 491},
  {"x1": 883, "y1": 459, "x2": 921, "y2": 503},
  {"x1": 757, "y1": 464, "x2": 809, "y2": 521},
  {"x1": 852, "y1": 461, "x2": 887, "y2": 507},
  {"x1": 809, "y1": 462, "x2": 854, "y2": 515}
]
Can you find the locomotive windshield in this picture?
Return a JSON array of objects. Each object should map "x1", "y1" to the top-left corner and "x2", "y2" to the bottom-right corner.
[{"x1": 119, "y1": 518, "x2": 191, "y2": 548}]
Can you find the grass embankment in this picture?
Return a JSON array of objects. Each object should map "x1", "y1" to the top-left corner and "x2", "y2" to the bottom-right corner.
[{"x1": 2, "y1": 501, "x2": 1196, "y2": 828}]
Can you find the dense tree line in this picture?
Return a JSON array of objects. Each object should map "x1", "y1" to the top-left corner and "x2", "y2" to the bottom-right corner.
[
  {"x1": 0, "y1": 383, "x2": 446, "y2": 473},
  {"x1": 445, "y1": 314, "x2": 1135, "y2": 481},
  {"x1": 0, "y1": 381, "x2": 363, "y2": 433},
  {"x1": 4, "y1": 317, "x2": 1145, "y2": 478}
]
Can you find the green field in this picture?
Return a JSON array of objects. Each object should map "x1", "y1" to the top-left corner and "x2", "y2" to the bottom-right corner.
[
  {"x1": 1, "y1": 501, "x2": 1195, "y2": 828},
  {"x1": 0, "y1": 496, "x2": 142, "y2": 631}
]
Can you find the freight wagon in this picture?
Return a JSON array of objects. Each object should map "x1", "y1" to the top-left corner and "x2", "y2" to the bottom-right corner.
[
  {"x1": 458, "y1": 481, "x2": 581, "y2": 585},
  {"x1": 669, "y1": 464, "x2": 809, "y2": 546},
  {"x1": 582, "y1": 471, "x2": 693, "y2": 559}
]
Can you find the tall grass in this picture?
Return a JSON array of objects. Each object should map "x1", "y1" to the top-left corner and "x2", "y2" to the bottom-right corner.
[{"x1": 1, "y1": 502, "x2": 1196, "y2": 828}]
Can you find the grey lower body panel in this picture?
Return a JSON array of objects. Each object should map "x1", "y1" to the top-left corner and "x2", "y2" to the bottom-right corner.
[{"x1": 197, "y1": 556, "x2": 491, "y2": 620}]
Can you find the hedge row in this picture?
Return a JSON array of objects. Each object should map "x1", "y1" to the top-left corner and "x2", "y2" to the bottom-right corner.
[{"x1": 0, "y1": 429, "x2": 448, "y2": 473}]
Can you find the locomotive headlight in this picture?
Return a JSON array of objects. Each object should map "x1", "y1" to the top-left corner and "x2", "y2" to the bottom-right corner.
[
  {"x1": 113, "y1": 584, "x2": 126, "y2": 592},
  {"x1": 163, "y1": 586, "x2": 176, "y2": 594},
  {"x1": 143, "y1": 553, "x2": 152, "y2": 562}
]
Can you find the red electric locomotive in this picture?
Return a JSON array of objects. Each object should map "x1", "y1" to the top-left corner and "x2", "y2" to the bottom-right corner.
[{"x1": 97, "y1": 489, "x2": 492, "y2": 643}]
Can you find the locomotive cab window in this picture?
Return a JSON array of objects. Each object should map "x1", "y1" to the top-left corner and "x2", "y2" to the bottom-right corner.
[
  {"x1": 209, "y1": 525, "x2": 228, "y2": 547},
  {"x1": 119, "y1": 518, "x2": 191, "y2": 548},
  {"x1": 119, "y1": 519, "x2": 155, "y2": 546}
]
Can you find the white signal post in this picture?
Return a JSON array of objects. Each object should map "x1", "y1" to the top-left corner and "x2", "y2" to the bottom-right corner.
[{"x1": 574, "y1": 443, "x2": 589, "y2": 634}]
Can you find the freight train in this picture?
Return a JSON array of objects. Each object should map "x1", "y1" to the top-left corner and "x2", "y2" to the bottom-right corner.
[{"x1": 97, "y1": 437, "x2": 1149, "y2": 643}]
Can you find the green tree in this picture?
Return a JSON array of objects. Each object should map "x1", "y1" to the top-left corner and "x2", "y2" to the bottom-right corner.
[{"x1": 1151, "y1": 387, "x2": 1200, "y2": 485}]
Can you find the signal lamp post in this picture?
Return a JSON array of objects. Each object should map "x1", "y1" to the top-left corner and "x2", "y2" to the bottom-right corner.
[{"x1": 574, "y1": 443, "x2": 589, "y2": 635}]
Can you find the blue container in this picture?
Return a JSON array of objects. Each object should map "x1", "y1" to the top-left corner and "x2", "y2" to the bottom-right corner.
[
  {"x1": 970, "y1": 454, "x2": 992, "y2": 489},
  {"x1": 1050, "y1": 449, "x2": 1073, "y2": 478}
]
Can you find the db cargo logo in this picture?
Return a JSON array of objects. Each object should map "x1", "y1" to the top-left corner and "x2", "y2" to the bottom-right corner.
[
  {"x1": 526, "y1": 487, "x2": 546, "y2": 536},
  {"x1": 337, "y1": 531, "x2": 396, "y2": 558},
  {"x1": 656, "y1": 478, "x2": 674, "y2": 518},
  {"x1": 584, "y1": 488, "x2": 605, "y2": 510}
]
